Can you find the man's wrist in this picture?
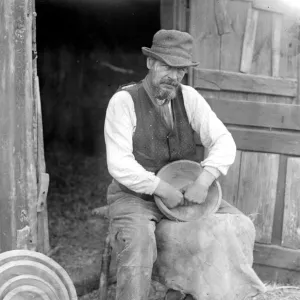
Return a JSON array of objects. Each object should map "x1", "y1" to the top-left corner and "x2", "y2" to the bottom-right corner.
[{"x1": 195, "y1": 169, "x2": 216, "y2": 187}]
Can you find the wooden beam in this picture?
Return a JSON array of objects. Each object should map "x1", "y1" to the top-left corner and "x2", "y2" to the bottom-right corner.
[
  {"x1": 240, "y1": 6, "x2": 258, "y2": 73},
  {"x1": 282, "y1": 157, "x2": 300, "y2": 249},
  {"x1": 272, "y1": 14, "x2": 282, "y2": 77},
  {"x1": 206, "y1": 98, "x2": 300, "y2": 131},
  {"x1": 254, "y1": 242, "x2": 300, "y2": 272},
  {"x1": 230, "y1": 126, "x2": 300, "y2": 156},
  {"x1": 193, "y1": 68, "x2": 297, "y2": 97},
  {"x1": 195, "y1": 126, "x2": 300, "y2": 156}
]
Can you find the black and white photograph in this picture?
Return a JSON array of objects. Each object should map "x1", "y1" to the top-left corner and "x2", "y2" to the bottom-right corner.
[{"x1": 1, "y1": 0, "x2": 300, "y2": 299}]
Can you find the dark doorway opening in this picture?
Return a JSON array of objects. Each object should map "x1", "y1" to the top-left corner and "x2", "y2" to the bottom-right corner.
[{"x1": 36, "y1": 0, "x2": 160, "y2": 295}]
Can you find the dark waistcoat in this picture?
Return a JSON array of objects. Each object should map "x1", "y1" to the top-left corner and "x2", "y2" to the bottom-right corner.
[{"x1": 122, "y1": 82, "x2": 198, "y2": 174}]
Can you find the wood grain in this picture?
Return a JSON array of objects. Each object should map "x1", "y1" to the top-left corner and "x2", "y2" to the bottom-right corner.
[
  {"x1": 0, "y1": 0, "x2": 15, "y2": 253},
  {"x1": 272, "y1": 14, "x2": 282, "y2": 77},
  {"x1": 190, "y1": 0, "x2": 221, "y2": 69},
  {"x1": 0, "y1": 0, "x2": 38, "y2": 252},
  {"x1": 240, "y1": 6, "x2": 258, "y2": 73},
  {"x1": 218, "y1": 150, "x2": 241, "y2": 207},
  {"x1": 282, "y1": 157, "x2": 300, "y2": 249},
  {"x1": 226, "y1": 126, "x2": 300, "y2": 156},
  {"x1": 206, "y1": 98, "x2": 300, "y2": 131},
  {"x1": 271, "y1": 155, "x2": 287, "y2": 245},
  {"x1": 214, "y1": 0, "x2": 232, "y2": 35},
  {"x1": 219, "y1": 0, "x2": 250, "y2": 108},
  {"x1": 254, "y1": 243, "x2": 300, "y2": 271},
  {"x1": 193, "y1": 68, "x2": 297, "y2": 96},
  {"x1": 298, "y1": 52, "x2": 300, "y2": 104},
  {"x1": 237, "y1": 152, "x2": 279, "y2": 243},
  {"x1": 35, "y1": 75, "x2": 50, "y2": 254},
  {"x1": 280, "y1": 17, "x2": 298, "y2": 80},
  {"x1": 23, "y1": 0, "x2": 38, "y2": 251}
]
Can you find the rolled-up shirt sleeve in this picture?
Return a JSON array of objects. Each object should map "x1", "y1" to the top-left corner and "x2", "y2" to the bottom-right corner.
[
  {"x1": 104, "y1": 90, "x2": 160, "y2": 194},
  {"x1": 182, "y1": 85, "x2": 236, "y2": 177}
]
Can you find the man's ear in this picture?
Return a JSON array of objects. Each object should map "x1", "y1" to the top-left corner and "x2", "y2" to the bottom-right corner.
[{"x1": 146, "y1": 57, "x2": 155, "y2": 70}]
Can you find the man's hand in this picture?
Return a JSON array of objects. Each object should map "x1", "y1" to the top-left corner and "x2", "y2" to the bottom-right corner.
[
  {"x1": 154, "y1": 179, "x2": 184, "y2": 209},
  {"x1": 183, "y1": 169, "x2": 216, "y2": 205}
]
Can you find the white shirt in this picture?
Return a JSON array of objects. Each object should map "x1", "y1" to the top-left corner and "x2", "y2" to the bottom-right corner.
[{"x1": 104, "y1": 83, "x2": 236, "y2": 195}]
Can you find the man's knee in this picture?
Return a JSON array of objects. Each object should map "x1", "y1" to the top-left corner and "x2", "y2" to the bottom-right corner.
[{"x1": 111, "y1": 220, "x2": 157, "y2": 267}]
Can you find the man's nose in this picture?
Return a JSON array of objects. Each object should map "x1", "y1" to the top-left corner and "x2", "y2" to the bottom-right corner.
[{"x1": 168, "y1": 69, "x2": 177, "y2": 80}]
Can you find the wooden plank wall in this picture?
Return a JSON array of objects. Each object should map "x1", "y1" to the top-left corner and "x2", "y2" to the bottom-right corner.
[
  {"x1": 0, "y1": 0, "x2": 37, "y2": 252},
  {"x1": 190, "y1": 0, "x2": 300, "y2": 249}
]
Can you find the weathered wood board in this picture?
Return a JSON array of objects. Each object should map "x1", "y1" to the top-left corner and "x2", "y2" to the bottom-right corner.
[
  {"x1": 0, "y1": 0, "x2": 38, "y2": 252},
  {"x1": 206, "y1": 99, "x2": 300, "y2": 131},
  {"x1": 282, "y1": 157, "x2": 300, "y2": 249},
  {"x1": 237, "y1": 152, "x2": 279, "y2": 243},
  {"x1": 193, "y1": 68, "x2": 297, "y2": 97}
]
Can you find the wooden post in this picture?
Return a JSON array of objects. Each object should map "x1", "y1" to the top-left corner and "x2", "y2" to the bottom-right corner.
[{"x1": 0, "y1": 0, "x2": 38, "y2": 252}]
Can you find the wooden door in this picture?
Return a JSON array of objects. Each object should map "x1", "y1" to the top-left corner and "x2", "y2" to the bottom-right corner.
[
  {"x1": 0, "y1": 0, "x2": 49, "y2": 254},
  {"x1": 161, "y1": 0, "x2": 300, "y2": 284}
]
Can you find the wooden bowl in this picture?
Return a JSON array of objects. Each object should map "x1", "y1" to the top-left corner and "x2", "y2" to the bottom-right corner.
[{"x1": 154, "y1": 160, "x2": 222, "y2": 222}]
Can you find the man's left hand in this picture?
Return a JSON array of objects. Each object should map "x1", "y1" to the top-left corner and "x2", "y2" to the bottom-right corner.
[{"x1": 182, "y1": 169, "x2": 216, "y2": 205}]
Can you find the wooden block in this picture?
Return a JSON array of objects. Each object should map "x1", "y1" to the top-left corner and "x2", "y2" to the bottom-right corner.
[
  {"x1": 227, "y1": 126, "x2": 300, "y2": 156},
  {"x1": 206, "y1": 98, "x2": 300, "y2": 131},
  {"x1": 218, "y1": 150, "x2": 241, "y2": 206},
  {"x1": 240, "y1": 6, "x2": 258, "y2": 73},
  {"x1": 254, "y1": 243, "x2": 300, "y2": 271},
  {"x1": 237, "y1": 152, "x2": 279, "y2": 243},
  {"x1": 272, "y1": 14, "x2": 282, "y2": 77},
  {"x1": 214, "y1": 0, "x2": 232, "y2": 35},
  {"x1": 282, "y1": 157, "x2": 300, "y2": 249},
  {"x1": 193, "y1": 68, "x2": 297, "y2": 97}
]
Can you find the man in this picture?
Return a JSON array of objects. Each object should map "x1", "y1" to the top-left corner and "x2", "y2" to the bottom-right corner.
[{"x1": 104, "y1": 30, "x2": 265, "y2": 300}]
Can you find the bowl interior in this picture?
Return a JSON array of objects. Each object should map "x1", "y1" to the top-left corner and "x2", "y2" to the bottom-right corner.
[{"x1": 155, "y1": 160, "x2": 222, "y2": 222}]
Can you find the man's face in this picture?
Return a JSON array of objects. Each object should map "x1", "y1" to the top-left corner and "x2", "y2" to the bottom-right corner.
[{"x1": 147, "y1": 58, "x2": 187, "y2": 102}]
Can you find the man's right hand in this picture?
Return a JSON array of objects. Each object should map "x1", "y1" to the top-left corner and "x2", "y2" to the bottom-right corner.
[{"x1": 154, "y1": 179, "x2": 184, "y2": 209}]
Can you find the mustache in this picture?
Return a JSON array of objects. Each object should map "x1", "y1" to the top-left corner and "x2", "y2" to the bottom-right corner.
[{"x1": 160, "y1": 78, "x2": 179, "y2": 87}]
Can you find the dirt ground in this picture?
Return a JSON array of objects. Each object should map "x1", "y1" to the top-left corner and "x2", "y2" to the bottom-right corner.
[{"x1": 45, "y1": 147, "x2": 111, "y2": 295}]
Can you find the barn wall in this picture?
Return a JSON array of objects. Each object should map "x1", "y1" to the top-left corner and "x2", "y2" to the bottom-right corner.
[{"x1": 0, "y1": 0, "x2": 38, "y2": 252}]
